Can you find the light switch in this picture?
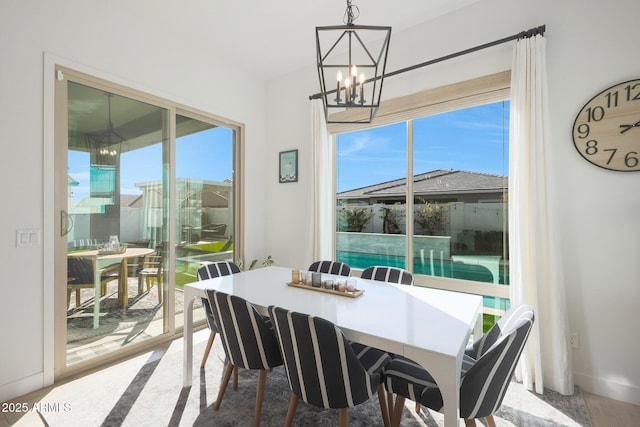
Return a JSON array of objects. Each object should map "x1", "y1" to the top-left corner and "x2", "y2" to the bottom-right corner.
[{"x1": 16, "y1": 229, "x2": 41, "y2": 247}]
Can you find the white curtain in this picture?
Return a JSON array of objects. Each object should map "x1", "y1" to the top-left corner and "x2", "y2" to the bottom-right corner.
[
  {"x1": 307, "y1": 99, "x2": 334, "y2": 264},
  {"x1": 509, "y1": 35, "x2": 573, "y2": 395}
]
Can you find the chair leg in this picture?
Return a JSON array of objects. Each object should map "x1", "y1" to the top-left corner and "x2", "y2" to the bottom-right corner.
[
  {"x1": 415, "y1": 402, "x2": 421, "y2": 413},
  {"x1": 338, "y1": 408, "x2": 349, "y2": 427},
  {"x1": 463, "y1": 419, "x2": 477, "y2": 427},
  {"x1": 214, "y1": 362, "x2": 235, "y2": 410},
  {"x1": 284, "y1": 394, "x2": 298, "y2": 427},
  {"x1": 485, "y1": 415, "x2": 497, "y2": 427},
  {"x1": 75, "y1": 289, "x2": 81, "y2": 307},
  {"x1": 67, "y1": 289, "x2": 72, "y2": 309},
  {"x1": 377, "y1": 385, "x2": 390, "y2": 427},
  {"x1": 253, "y1": 369, "x2": 268, "y2": 427},
  {"x1": 391, "y1": 394, "x2": 405, "y2": 427},
  {"x1": 386, "y1": 391, "x2": 394, "y2": 423},
  {"x1": 200, "y1": 331, "x2": 216, "y2": 369},
  {"x1": 233, "y1": 365, "x2": 239, "y2": 390},
  {"x1": 156, "y1": 279, "x2": 162, "y2": 304}
]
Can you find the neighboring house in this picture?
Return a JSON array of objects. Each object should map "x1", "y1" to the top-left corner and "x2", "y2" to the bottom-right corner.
[{"x1": 338, "y1": 169, "x2": 507, "y2": 205}]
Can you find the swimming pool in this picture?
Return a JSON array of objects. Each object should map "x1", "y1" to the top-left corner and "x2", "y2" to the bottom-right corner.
[{"x1": 336, "y1": 250, "x2": 510, "y2": 312}]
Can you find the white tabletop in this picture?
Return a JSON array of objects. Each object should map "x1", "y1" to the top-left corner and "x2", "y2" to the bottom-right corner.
[{"x1": 183, "y1": 266, "x2": 482, "y2": 427}]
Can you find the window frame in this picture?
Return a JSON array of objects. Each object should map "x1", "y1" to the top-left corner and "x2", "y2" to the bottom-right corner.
[{"x1": 332, "y1": 71, "x2": 510, "y2": 300}]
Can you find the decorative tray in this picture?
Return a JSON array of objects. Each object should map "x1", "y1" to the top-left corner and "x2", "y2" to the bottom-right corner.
[
  {"x1": 98, "y1": 245, "x2": 127, "y2": 255},
  {"x1": 286, "y1": 282, "x2": 364, "y2": 298}
]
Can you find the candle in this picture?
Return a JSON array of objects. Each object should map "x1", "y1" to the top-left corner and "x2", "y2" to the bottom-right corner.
[
  {"x1": 359, "y1": 73, "x2": 365, "y2": 102},
  {"x1": 344, "y1": 78, "x2": 351, "y2": 103},
  {"x1": 336, "y1": 71, "x2": 343, "y2": 103},
  {"x1": 351, "y1": 66, "x2": 357, "y2": 101}
]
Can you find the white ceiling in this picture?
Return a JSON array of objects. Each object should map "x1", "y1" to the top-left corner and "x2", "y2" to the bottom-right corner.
[{"x1": 170, "y1": 0, "x2": 481, "y2": 80}]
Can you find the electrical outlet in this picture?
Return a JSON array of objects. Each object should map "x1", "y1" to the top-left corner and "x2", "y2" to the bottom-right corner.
[{"x1": 570, "y1": 333, "x2": 579, "y2": 349}]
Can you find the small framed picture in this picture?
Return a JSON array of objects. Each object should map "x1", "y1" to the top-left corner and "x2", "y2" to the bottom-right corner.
[{"x1": 279, "y1": 149, "x2": 298, "y2": 183}]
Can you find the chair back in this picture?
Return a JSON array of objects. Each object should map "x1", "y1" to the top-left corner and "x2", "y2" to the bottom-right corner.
[
  {"x1": 197, "y1": 261, "x2": 241, "y2": 280},
  {"x1": 141, "y1": 254, "x2": 163, "y2": 274},
  {"x1": 308, "y1": 260, "x2": 351, "y2": 276},
  {"x1": 67, "y1": 256, "x2": 95, "y2": 284},
  {"x1": 205, "y1": 290, "x2": 282, "y2": 370},
  {"x1": 268, "y1": 305, "x2": 380, "y2": 409},
  {"x1": 459, "y1": 305, "x2": 535, "y2": 419},
  {"x1": 361, "y1": 266, "x2": 413, "y2": 285},
  {"x1": 197, "y1": 261, "x2": 241, "y2": 332}
]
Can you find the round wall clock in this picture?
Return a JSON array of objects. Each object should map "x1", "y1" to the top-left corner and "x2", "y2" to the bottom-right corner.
[{"x1": 572, "y1": 78, "x2": 640, "y2": 171}]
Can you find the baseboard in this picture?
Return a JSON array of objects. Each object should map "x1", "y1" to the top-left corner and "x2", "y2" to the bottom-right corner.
[
  {"x1": 574, "y1": 371, "x2": 640, "y2": 406},
  {"x1": 0, "y1": 372, "x2": 44, "y2": 403}
]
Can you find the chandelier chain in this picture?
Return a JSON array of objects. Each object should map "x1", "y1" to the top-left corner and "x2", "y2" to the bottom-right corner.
[{"x1": 343, "y1": 0, "x2": 360, "y2": 25}]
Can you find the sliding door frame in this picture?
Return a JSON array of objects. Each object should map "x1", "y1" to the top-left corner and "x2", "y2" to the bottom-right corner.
[{"x1": 47, "y1": 58, "x2": 244, "y2": 381}]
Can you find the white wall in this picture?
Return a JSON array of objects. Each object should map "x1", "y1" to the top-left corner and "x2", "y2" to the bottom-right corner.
[
  {"x1": 265, "y1": 0, "x2": 640, "y2": 404},
  {"x1": 0, "y1": 1, "x2": 267, "y2": 400}
]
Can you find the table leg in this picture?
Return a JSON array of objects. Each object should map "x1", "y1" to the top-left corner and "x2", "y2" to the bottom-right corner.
[
  {"x1": 405, "y1": 349, "x2": 463, "y2": 427},
  {"x1": 121, "y1": 258, "x2": 129, "y2": 308},
  {"x1": 93, "y1": 264, "x2": 100, "y2": 329},
  {"x1": 183, "y1": 288, "x2": 196, "y2": 387}
]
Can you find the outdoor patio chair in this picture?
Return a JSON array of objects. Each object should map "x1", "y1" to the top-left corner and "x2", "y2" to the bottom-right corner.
[
  {"x1": 137, "y1": 253, "x2": 164, "y2": 304},
  {"x1": 383, "y1": 305, "x2": 535, "y2": 427},
  {"x1": 361, "y1": 266, "x2": 414, "y2": 285},
  {"x1": 67, "y1": 255, "x2": 121, "y2": 309},
  {"x1": 308, "y1": 260, "x2": 351, "y2": 276},
  {"x1": 197, "y1": 261, "x2": 241, "y2": 369},
  {"x1": 268, "y1": 305, "x2": 392, "y2": 427},
  {"x1": 205, "y1": 290, "x2": 283, "y2": 427}
]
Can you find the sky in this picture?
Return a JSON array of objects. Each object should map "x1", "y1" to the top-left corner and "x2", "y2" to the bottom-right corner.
[
  {"x1": 68, "y1": 126, "x2": 233, "y2": 202},
  {"x1": 336, "y1": 100, "x2": 510, "y2": 192},
  {"x1": 69, "y1": 101, "x2": 508, "y2": 200}
]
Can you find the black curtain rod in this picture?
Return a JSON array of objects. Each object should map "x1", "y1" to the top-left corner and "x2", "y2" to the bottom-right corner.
[{"x1": 309, "y1": 24, "x2": 546, "y2": 100}]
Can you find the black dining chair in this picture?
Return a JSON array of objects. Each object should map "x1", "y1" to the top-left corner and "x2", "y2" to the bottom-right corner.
[
  {"x1": 384, "y1": 305, "x2": 535, "y2": 427},
  {"x1": 308, "y1": 260, "x2": 352, "y2": 276},
  {"x1": 67, "y1": 255, "x2": 121, "y2": 309},
  {"x1": 205, "y1": 290, "x2": 283, "y2": 427},
  {"x1": 268, "y1": 305, "x2": 392, "y2": 427},
  {"x1": 197, "y1": 261, "x2": 241, "y2": 369},
  {"x1": 361, "y1": 266, "x2": 414, "y2": 285}
]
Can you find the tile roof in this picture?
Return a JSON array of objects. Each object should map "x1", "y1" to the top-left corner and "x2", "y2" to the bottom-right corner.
[{"x1": 338, "y1": 169, "x2": 507, "y2": 198}]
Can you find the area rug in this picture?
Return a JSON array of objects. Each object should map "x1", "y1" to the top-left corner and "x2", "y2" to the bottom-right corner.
[{"x1": 8, "y1": 332, "x2": 591, "y2": 427}]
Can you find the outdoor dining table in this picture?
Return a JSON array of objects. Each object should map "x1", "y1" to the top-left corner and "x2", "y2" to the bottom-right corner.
[
  {"x1": 183, "y1": 265, "x2": 482, "y2": 427},
  {"x1": 70, "y1": 246, "x2": 155, "y2": 328}
]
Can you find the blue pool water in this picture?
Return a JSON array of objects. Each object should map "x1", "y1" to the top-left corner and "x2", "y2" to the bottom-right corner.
[{"x1": 336, "y1": 250, "x2": 510, "y2": 312}]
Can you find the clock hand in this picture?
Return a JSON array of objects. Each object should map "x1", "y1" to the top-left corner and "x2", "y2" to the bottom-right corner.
[{"x1": 620, "y1": 119, "x2": 640, "y2": 134}]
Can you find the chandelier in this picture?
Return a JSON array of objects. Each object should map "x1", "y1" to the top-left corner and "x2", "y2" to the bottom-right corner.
[
  {"x1": 85, "y1": 92, "x2": 124, "y2": 170},
  {"x1": 315, "y1": 0, "x2": 391, "y2": 124}
]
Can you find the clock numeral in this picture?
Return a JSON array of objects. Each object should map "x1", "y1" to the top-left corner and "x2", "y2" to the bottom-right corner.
[
  {"x1": 603, "y1": 148, "x2": 617, "y2": 165},
  {"x1": 625, "y1": 151, "x2": 640, "y2": 168},
  {"x1": 576, "y1": 123, "x2": 590, "y2": 138},
  {"x1": 606, "y1": 91, "x2": 619, "y2": 108},
  {"x1": 625, "y1": 83, "x2": 640, "y2": 102},
  {"x1": 584, "y1": 140, "x2": 598, "y2": 155},
  {"x1": 585, "y1": 106, "x2": 605, "y2": 122}
]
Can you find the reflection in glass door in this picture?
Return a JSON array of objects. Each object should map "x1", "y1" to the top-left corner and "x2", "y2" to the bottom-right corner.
[
  {"x1": 64, "y1": 80, "x2": 168, "y2": 366},
  {"x1": 174, "y1": 114, "x2": 235, "y2": 328}
]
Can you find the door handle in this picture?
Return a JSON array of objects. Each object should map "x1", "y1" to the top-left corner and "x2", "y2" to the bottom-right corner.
[{"x1": 61, "y1": 210, "x2": 73, "y2": 237}]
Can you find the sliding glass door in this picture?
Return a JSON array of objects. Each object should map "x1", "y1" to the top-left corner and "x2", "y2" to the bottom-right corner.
[
  {"x1": 174, "y1": 113, "x2": 236, "y2": 328},
  {"x1": 54, "y1": 67, "x2": 241, "y2": 377},
  {"x1": 62, "y1": 79, "x2": 169, "y2": 367}
]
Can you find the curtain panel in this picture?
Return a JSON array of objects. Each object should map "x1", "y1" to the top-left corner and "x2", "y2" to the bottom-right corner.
[
  {"x1": 508, "y1": 34, "x2": 573, "y2": 395},
  {"x1": 308, "y1": 99, "x2": 334, "y2": 264}
]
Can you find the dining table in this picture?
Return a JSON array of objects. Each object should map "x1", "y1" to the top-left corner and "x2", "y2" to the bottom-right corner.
[
  {"x1": 70, "y1": 246, "x2": 155, "y2": 328},
  {"x1": 183, "y1": 265, "x2": 482, "y2": 427}
]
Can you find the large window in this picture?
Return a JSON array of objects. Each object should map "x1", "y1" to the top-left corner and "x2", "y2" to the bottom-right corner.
[{"x1": 335, "y1": 75, "x2": 510, "y2": 321}]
